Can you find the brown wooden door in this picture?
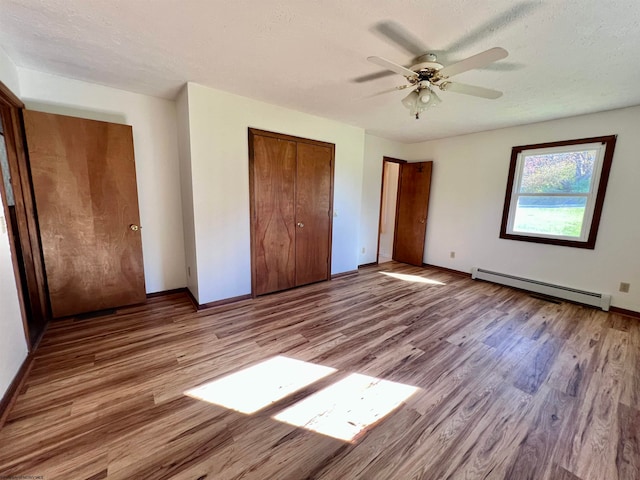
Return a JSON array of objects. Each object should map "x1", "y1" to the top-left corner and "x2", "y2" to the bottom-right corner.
[
  {"x1": 295, "y1": 142, "x2": 332, "y2": 286},
  {"x1": 249, "y1": 129, "x2": 334, "y2": 296},
  {"x1": 393, "y1": 161, "x2": 432, "y2": 266},
  {"x1": 251, "y1": 135, "x2": 297, "y2": 296},
  {"x1": 23, "y1": 110, "x2": 146, "y2": 318}
]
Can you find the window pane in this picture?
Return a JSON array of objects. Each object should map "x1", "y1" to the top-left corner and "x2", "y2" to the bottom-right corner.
[
  {"x1": 513, "y1": 196, "x2": 587, "y2": 237},
  {"x1": 519, "y1": 150, "x2": 597, "y2": 194}
]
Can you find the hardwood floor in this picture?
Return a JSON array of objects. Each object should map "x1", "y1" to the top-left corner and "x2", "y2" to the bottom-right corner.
[{"x1": 0, "y1": 262, "x2": 638, "y2": 479}]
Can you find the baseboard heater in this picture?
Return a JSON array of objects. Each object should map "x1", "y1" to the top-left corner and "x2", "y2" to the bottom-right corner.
[{"x1": 471, "y1": 267, "x2": 611, "y2": 311}]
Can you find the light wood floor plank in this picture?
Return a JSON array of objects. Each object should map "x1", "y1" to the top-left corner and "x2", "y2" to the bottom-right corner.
[{"x1": 0, "y1": 262, "x2": 638, "y2": 479}]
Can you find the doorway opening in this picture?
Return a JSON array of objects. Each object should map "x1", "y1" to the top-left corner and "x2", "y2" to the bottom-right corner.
[
  {"x1": 0, "y1": 118, "x2": 32, "y2": 320},
  {"x1": 377, "y1": 158, "x2": 403, "y2": 264},
  {"x1": 0, "y1": 86, "x2": 49, "y2": 350},
  {"x1": 376, "y1": 157, "x2": 433, "y2": 267}
]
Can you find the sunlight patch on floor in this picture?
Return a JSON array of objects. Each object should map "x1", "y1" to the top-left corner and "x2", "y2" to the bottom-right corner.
[
  {"x1": 381, "y1": 271, "x2": 446, "y2": 285},
  {"x1": 184, "y1": 356, "x2": 336, "y2": 414},
  {"x1": 273, "y1": 373, "x2": 419, "y2": 442}
]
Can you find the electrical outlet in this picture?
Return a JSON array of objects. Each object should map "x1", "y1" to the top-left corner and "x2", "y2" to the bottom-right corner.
[
  {"x1": 450, "y1": 251, "x2": 455, "y2": 259},
  {"x1": 619, "y1": 282, "x2": 630, "y2": 293},
  {"x1": 361, "y1": 247, "x2": 366, "y2": 254}
]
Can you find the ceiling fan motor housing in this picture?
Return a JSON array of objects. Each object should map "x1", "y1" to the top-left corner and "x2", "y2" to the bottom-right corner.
[
  {"x1": 410, "y1": 62, "x2": 444, "y2": 82},
  {"x1": 410, "y1": 52, "x2": 444, "y2": 80}
]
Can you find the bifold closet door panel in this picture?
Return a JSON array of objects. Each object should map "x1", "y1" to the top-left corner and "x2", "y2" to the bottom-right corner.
[
  {"x1": 295, "y1": 142, "x2": 332, "y2": 286},
  {"x1": 252, "y1": 135, "x2": 297, "y2": 295}
]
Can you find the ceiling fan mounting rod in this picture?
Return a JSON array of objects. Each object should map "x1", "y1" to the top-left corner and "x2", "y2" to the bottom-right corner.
[{"x1": 416, "y1": 53, "x2": 438, "y2": 63}]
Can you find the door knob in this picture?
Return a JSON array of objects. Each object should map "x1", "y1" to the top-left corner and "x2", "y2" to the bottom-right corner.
[
  {"x1": 419, "y1": 218, "x2": 425, "y2": 224},
  {"x1": 129, "y1": 224, "x2": 139, "y2": 231},
  {"x1": 297, "y1": 222, "x2": 304, "y2": 228}
]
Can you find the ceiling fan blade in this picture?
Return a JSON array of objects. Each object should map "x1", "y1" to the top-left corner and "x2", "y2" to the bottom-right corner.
[
  {"x1": 478, "y1": 61, "x2": 523, "y2": 72},
  {"x1": 436, "y1": 47, "x2": 508, "y2": 79},
  {"x1": 352, "y1": 70, "x2": 396, "y2": 83},
  {"x1": 445, "y1": 2, "x2": 539, "y2": 53},
  {"x1": 441, "y1": 82, "x2": 503, "y2": 99},
  {"x1": 373, "y1": 21, "x2": 428, "y2": 57},
  {"x1": 367, "y1": 56, "x2": 418, "y2": 79},
  {"x1": 366, "y1": 84, "x2": 413, "y2": 98}
]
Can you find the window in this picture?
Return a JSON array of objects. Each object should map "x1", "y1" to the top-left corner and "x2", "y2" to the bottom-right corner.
[{"x1": 500, "y1": 136, "x2": 616, "y2": 249}]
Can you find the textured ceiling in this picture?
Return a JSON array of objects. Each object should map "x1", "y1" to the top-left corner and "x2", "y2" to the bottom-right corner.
[{"x1": 0, "y1": 0, "x2": 639, "y2": 142}]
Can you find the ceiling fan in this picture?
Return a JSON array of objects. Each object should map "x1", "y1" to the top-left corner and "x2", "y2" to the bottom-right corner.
[{"x1": 368, "y1": 47, "x2": 509, "y2": 119}]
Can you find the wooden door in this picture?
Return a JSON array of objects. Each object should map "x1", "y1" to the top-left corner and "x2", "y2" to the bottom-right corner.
[
  {"x1": 295, "y1": 142, "x2": 333, "y2": 286},
  {"x1": 23, "y1": 110, "x2": 146, "y2": 318},
  {"x1": 249, "y1": 129, "x2": 334, "y2": 296},
  {"x1": 393, "y1": 161, "x2": 432, "y2": 266},
  {"x1": 250, "y1": 135, "x2": 297, "y2": 296}
]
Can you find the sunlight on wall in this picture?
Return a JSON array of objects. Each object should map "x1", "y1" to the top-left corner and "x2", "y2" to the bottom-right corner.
[
  {"x1": 184, "y1": 356, "x2": 336, "y2": 414},
  {"x1": 274, "y1": 373, "x2": 419, "y2": 442},
  {"x1": 380, "y1": 272, "x2": 446, "y2": 285}
]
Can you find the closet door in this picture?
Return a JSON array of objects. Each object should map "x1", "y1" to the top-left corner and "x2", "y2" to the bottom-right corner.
[
  {"x1": 250, "y1": 134, "x2": 297, "y2": 295},
  {"x1": 249, "y1": 129, "x2": 334, "y2": 296},
  {"x1": 295, "y1": 142, "x2": 333, "y2": 286}
]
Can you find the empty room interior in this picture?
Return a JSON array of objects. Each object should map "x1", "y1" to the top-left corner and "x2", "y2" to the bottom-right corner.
[{"x1": 1, "y1": 1, "x2": 639, "y2": 479}]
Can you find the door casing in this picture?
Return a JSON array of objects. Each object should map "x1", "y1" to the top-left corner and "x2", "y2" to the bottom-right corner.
[{"x1": 0, "y1": 83, "x2": 49, "y2": 349}]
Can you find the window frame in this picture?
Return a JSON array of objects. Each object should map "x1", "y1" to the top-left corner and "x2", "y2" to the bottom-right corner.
[{"x1": 499, "y1": 135, "x2": 617, "y2": 249}]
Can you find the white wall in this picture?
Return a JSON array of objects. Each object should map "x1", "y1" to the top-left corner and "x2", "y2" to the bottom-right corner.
[
  {"x1": 399, "y1": 106, "x2": 640, "y2": 311},
  {"x1": 183, "y1": 83, "x2": 365, "y2": 304},
  {"x1": 0, "y1": 46, "x2": 28, "y2": 400},
  {"x1": 17, "y1": 69, "x2": 186, "y2": 293},
  {"x1": 175, "y1": 86, "x2": 198, "y2": 299},
  {"x1": 359, "y1": 134, "x2": 410, "y2": 265},
  {"x1": 0, "y1": 195, "x2": 27, "y2": 398}
]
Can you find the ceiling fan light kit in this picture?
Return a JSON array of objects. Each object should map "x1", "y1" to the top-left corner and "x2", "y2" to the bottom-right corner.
[
  {"x1": 418, "y1": 89, "x2": 431, "y2": 104},
  {"x1": 402, "y1": 86, "x2": 442, "y2": 119},
  {"x1": 367, "y1": 47, "x2": 508, "y2": 119}
]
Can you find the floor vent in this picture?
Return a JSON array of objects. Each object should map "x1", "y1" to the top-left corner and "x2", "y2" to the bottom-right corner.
[{"x1": 471, "y1": 267, "x2": 611, "y2": 311}]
